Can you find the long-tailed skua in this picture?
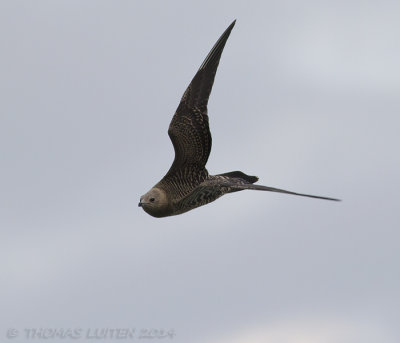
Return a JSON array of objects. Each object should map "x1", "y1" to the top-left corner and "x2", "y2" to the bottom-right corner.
[{"x1": 139, "y1": 20, "x2": 339, "y2": 218}]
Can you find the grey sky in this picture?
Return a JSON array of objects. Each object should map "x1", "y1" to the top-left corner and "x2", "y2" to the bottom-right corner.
[{"x1": 1, "y1": 1, "x2": 399, "y2": 342}]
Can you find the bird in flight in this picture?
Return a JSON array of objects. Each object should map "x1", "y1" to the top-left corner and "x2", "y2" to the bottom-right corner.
[{"x1": 139, "y1": 20, "x2": 339, "y2": 218}]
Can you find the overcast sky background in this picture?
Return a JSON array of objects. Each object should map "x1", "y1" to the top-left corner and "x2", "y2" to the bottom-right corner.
[{"x1": 1, "y1": 1, "x2": 399, "y2": 342}]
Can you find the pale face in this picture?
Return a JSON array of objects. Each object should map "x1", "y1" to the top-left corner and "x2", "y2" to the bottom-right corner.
[{"x1": 138, "y1": 187, "x2": 171, "y2": 218}]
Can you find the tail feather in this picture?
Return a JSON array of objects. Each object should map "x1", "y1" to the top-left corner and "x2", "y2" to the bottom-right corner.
[
  {"x1": 235, "y1": 184, "x2": 340, "y2": 201},
  {"x1": 217, "y1": 171, "x2": 340, "y2": 201}
]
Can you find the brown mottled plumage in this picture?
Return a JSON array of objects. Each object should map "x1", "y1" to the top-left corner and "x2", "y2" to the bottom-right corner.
[{"x1": 139, "y1": 20, "x2": 339, "y2": 218}]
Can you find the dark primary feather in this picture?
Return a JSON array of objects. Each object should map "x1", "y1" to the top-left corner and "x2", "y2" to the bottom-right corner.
[
  {"x1": 181, "y1": 19, "x2": 236, "y2": 110},
  {"x1": 166, "y1": 20, "x2": 236, "y2": 174},
  {"x1": 217, "y1": 170, "x2": 259, "y2": 184}
]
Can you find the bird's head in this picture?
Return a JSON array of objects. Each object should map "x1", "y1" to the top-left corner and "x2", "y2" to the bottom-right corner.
[{"x1": 138, "y1": 187, "x2": 171, "y2": 218}]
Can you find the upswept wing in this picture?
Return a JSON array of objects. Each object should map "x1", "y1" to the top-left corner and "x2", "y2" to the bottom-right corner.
[{"x1": 165, "y1": 20, "x2": 236, "y2": 178}]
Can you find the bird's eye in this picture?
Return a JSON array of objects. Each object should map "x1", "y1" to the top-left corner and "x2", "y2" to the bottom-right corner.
[{"x1": 149, "y1": 198, "x2": 155, "y2": 202}]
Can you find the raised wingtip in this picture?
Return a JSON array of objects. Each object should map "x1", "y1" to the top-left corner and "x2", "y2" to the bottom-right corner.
[
  {"x1": 198, "y1": 19, "x2": 237, "y2": 72},
  {"x1": 228, "y1": 20, "x2": 236, "y2": 30}
]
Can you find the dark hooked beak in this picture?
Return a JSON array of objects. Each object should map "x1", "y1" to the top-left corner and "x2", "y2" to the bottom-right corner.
[{"x1": 138, "y1": 201, "x2": 142, "y2": 207}]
